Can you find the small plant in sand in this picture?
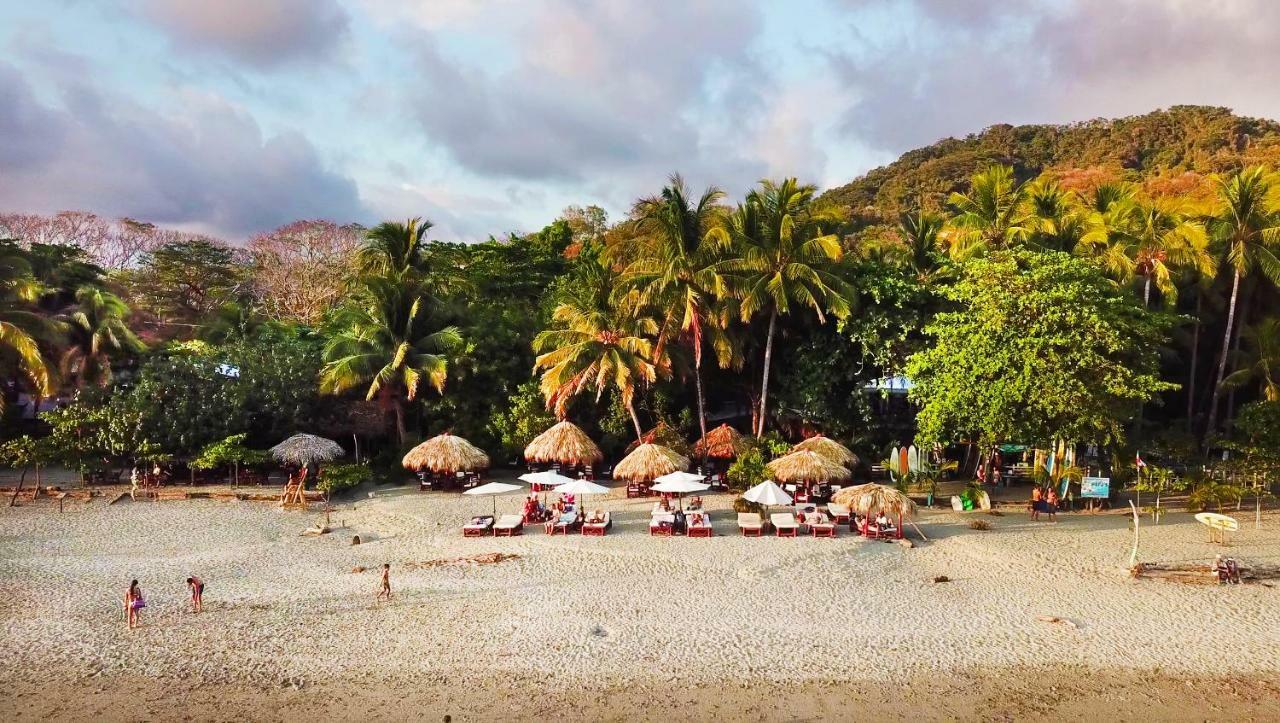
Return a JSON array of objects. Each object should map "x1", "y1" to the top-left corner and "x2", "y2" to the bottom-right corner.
[{"x1": 968, "y1": 519, "x2": 992, "y2": 531}]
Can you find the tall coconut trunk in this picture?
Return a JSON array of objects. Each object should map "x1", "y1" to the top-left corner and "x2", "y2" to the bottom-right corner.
[
  {"x1": 1142, "y1": 275, "x2": 1152, "y2": 307},
  {"x1": 1223, "y1": 285, "x2": 1253, "y2": 435},
  {"x1": 1205, "y1": 268, "x2": 1241, "y2": 445},
  {"x1": 627, "y1": 403, "x2": 644, "y2": 441},
  {"x1": 694, "y1": 354, "x2": 708, "y2": 468},
  {"x1": 756, "y1": 306, "x2": 778, "y2": 437},
  {"x1": 393, "y1": 399, "x2": 407, "y2": 447},
  {"x1": 1186, "y1": 292, "x2": 1202, "y2": 433}
]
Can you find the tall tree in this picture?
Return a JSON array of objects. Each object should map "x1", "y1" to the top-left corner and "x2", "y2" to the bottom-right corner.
[
  {"x1": 319, "y1": 277, "x2": 462, "y2": 445},
  {"x1": 58, "y1": 287, "x2": 145, "y2": 388},
  {"x1": 942, "y1": 165, "x2": 1033, "y2": 260},
  {"x1": 248, "y1": 220, "x2": 362, "y2": 325},
  {"x1": 1223, "y1": 317, "x2": 1280, "y2": 402},
  {"x1": 725, "y1": 178, "x2": 852, "y2": 436},
  {"x1": 533, "y1": 260, "x2": 658, "y2": 440},
  {"x1": 1204, "y1": 167, "x2": 1280, "y2": 441},
  {"x1": 1080, "y1": 196, "x2": 1213, "y2": 306},
  {"x1": 357, "y1": 218, "x2": 431, "y2": 278},
  {"x1": 0, "y1": 243, "x2": 52, "y2": 404},
  {"x1": 621, "y1": 174, "x2": 729, "y2": 458},
  {"x1": 121, "y1": 238, "x2": 243, "y2": 329}
]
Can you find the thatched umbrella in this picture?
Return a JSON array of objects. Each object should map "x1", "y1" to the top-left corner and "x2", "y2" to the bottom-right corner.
[
  {"x1": 692, "y1": 423, "x2": 748, "y2": 460},
  {"x1": 625, "y1": 422, "x2": 691, "y2": 457},
  {"x1": 830, "y1": 483, "x2": 925, "y2": 539},
  {"x1": 792, "y1": 435, "x2": 858, "y2": 468},
  {"x1": 766, "y1": 450, "x2": 852, "y2": 484},
  {"x1": 524, "y1": 421, "x2": 603, "y2": 467},
  {"x1": 271, "y1": 433, "x2": 343, "y2": 468},
  {"x1": 613, "y1": 443, "x2": 689, "y2": 482},
  {"x1": 402, "y1": 433, "x2": 490, "y2": 474}
]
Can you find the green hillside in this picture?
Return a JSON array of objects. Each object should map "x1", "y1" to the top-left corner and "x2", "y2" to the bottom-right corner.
[{"x1": 822, "y1": 105, "x2": 1280, "y2": 224}]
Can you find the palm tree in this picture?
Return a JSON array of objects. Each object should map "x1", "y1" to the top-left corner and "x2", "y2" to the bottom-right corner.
[
  {"x1": 942, "y1": 165, "x2": 1033, "y2": 260},
  {"x1": 1204, "y1": 167, "x2": 1280, "y2": 440},
  {"x1": 319, "y1": 277, "x2": 462, "y2": 445},
  {"x1": 1223, "y1": 317, "x2": 1280, "y2": 402},
  {"x1": 0, "y1": 243, "x2": 52, "y2": 405},
  {"x1": 1081, "y1": 197, "x2": 1214, "y2": 306},
  {"x1": 1026, "y1": 180, "x2": 1087, "y2": 252},
  {"x1": 533, "y1": 261, "x2": 658, "y2": 440},
  {"x1": 619, "y1": 174, "x2": 729, "y2": 457},
  {"x1": 58, "y1": 286, "x2": 145, "y2": 388},
  {"x1": 357, "y1": 218, "x2": 430, "y2": 277},
  {"x1": 725, "y1": 178, "x2": 852, "y2": 436}
]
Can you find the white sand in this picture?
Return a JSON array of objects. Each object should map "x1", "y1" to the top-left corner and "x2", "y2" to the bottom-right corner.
[{"x1": 1, "y1": 485, "x2": 1277, "y2": 695}]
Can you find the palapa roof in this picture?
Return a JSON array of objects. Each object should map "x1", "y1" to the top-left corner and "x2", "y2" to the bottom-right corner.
[
  {"x1": 766, "y1": 450, "x2": 852, "y2": 483},
  {"x1": 613, "y1": 443, "x2": 689, "y2": 482},
  {"x1": 402, "y1": 433, "x2": 490, "y2": 473},
  {"x1": 270, "y1": 433, "x2": 343, "y2": 467},
  {"x1": 692, "y1": 423, "x2": 748, "y2": 459},
  {"x1": 792, "y1": 435, "x2": 858, "y2": 468},
  {"x1": 831, "y1": 483, "x2": 917, "y2": 518},
  {"x1": 625, "y1": 422, "x2": 691, "y2": 457},
  {"x1": 523, "y1": 421, "x2": 603, "y2": 465}
]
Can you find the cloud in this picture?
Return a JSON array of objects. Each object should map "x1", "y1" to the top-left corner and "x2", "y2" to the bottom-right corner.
[
  {"x1": 0, "y1": 62, "x2": 367, "y2": 238},
  {"x1": 133, "y1": 0, "x2": 350, "y2": 68},
  {"x1": 830, "y1": 0, "x2": 1280, "y2": 152}
]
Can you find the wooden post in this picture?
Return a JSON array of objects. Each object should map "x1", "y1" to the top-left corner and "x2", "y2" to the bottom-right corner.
[{"x1": 1127, "y1": 501, "x2": 1140, "y2": 568}]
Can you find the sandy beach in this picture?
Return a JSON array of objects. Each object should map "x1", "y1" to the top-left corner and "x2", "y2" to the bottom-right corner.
[{"x1": 1, "y1": 480, "x2": 1277, "y2": 721}]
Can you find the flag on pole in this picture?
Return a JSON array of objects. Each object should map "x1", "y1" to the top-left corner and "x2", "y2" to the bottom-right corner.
[{"x1": 1135, "y1": 451, "x2": 1146, "y2": 469}]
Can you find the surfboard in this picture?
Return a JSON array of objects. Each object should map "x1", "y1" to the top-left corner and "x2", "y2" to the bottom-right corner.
[
  {"x1": 907, "y1": 445, "x2": 919, "y2": 473},
  {"x1": 1195, "y1": 512, "x2": 1238, "y2": 532},
  {"x1": 890, "y1": 446, "x2": 899, "y2": 475},
  {"x1": 899, "y1": 447, "x2": 909, "y2": 477}
]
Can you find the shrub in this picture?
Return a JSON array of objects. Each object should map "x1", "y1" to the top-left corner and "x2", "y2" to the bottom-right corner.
[
  {"x1": 726, "y1": 448, "x2": 768, "y2": 491},
  {"x1": 317, "y1": 463, "x2": 373, "y2": 498},
  {"x1": 732, "y1": 497, "x2": 764, "y2": 515},
  {"x1": 968, "y1": 519, "x2": 992, "y2": 531}
]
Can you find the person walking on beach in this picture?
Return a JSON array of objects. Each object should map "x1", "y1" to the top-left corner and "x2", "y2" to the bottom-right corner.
[
  {"x1": 376, "y1": 563, "x2": 392, "y2": 601},
  {"x1": 124, "y1": 580, "x2": 145, "y2": 629},
  {"x1": 187, "y1": 576, "x2": 205, "y2": 613},
  {"x1": 1030, "y1": 486, "x2": 1042, "y2": 521},
  {"x1": 1046, "y1": 488, "x2": 1059, "y2": 522}
]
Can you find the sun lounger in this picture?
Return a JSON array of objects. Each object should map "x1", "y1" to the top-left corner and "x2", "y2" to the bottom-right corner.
[
  {"x1": 650, "y1": 513, "x2": 675, "y2": 536},
  {"x1": 582, "y1": 512, "x2": 611, "y2": 536},
  {"x1": 771, "y1": 513, "x2": 799, "y2": 537},
  {"x1": 463, "y1": 516, "x2": 495, "y2": 537},
  {"x1": 687, "y1": 513, "x2": 713, "y2": 538},
  {"x1": 811, "y1": 520, "x2": 837, "y2": 538},
  {"x1": 737, "y1": 512, "x2": 764, "y2": 537},
  {"x1": 826, "y1": 503, "x2": 851, "y2": 524},
  {"x1": 549, "y1": 512, "x2": 579, "y2": 535},
  {"x1": 494, "y1": 514, "x2": 524, "y2": 536}
]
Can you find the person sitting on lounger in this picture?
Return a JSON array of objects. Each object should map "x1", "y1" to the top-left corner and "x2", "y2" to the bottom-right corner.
[
  {"x1": 658, "y1": 496, "x2": 672, "y2": 512},
  {"x1": 689, "y1": 495, "x2": 703, "y2": 510},
  {"x1": 690, "y1": 512, "x2": 705, "y2": 528},
  {"x1": 589, "y1": 508, "x2": 605, "y2": 524},
  {"x1": 874, "y1": 512, "x2": 892, "y2": 532}
]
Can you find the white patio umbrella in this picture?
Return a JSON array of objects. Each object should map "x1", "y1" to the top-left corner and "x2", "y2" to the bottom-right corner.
[
  {"x1": 553, "y1": 478, "x2": 609, "y2": 521},
  {"x1": 743, "y1": 480, "x2": 793, "y2": 507},
  {"x1": 519, "y1": 470, "x2": 578, "y2": 487},
  {"x1": 463, "y1": 481, "x2": 522, "y2": 516},
  {"x1": 652, "y1": 472, "x2": 710, "y2": 511}
]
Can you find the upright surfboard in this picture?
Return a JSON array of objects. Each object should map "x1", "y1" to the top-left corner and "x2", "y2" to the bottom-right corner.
[
  {"x1": 899, "y1": 447, "x2": 909, "y2": 477},
  {"x1": 890, "y1": 446, "x2": 899, "y2": 475},
  {"x1": 907, "y1": 445, "x2": 919, "y2": 473}
]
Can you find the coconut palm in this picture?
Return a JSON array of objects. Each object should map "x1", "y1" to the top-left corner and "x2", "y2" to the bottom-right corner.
[
  {"x1": 533, "y1": 260, "x2": 658, "y2": 440},
  {"x1": 319, "y1": 277, "x2": 462, "y2": 445},
  {"x1": 942, "y1": 165, "x2": 1033, "y2": 259},
  {"x1": 0, "y1": 243, "x2": 52, "y2": 404},
  {"x1": 1223, "y1": 317, "x2": 1280, "y2": 402},
  {"x1": 724, "y1": 178, "x2": 852, "y2": 436},
  {"x1": 1081, "y1": 197, "x2": 1213, "y2": 307},
  {"x1": 1204, "y1": 167, "x2": 1280, "y2": 439},
  {"x1": 1026, "y1": 180, "x2": 1087, "y2": 252},
  {"x1": 357, "y1": 218, "x2": 431, "y2": 277},
  {"x1": 619, "y1": 174, "x2": 730, "y2": 457},
  {"x1": 58, "y1": 286, "x2": 145, "y2": 388}
]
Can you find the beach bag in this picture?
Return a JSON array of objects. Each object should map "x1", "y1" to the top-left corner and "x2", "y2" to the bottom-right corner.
[{"x1": 131, "y1": 597, "x2": 146, "y2": 610}]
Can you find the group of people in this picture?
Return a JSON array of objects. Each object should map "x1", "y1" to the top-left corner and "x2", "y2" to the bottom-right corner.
[
  {"x1": 123, "y1": 576, "x2": 204, "y2": 629},
  {"x1": 524, "y1": 492, "x2": 578, "y2": 524},
  {"x1": 853, "y1": 511, "x2": 896, "y2": 535},
  {"x1": 1029, "y1": 485, "x2": 1060, "y2": 521}
]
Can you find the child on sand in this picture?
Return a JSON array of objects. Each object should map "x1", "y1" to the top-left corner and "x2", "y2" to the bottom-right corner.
[
  {"x1": 187, "y1": 576, "x2": 204, "y2": 613},
  {"x1": 125, "y1": 580, "x2": 145, "y2": 629},
  {"x1": 377, "y1": 563, "x2": 392, "y2": 601}
]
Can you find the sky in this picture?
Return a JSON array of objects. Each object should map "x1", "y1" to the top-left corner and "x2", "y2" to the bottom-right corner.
[{"x1": 2, "y1": 0, "x2": 1279, "y2": 243}]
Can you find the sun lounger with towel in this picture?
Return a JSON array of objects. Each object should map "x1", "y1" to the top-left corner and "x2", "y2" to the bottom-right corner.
[
  {"x1": 463, "y1": 515, "x2": 495, "y2": 537},
  {"x1": 826, "y1": 503, "x2": 851, "y2": 524},
  {"x1": 493, "y1": 514, "x2": 524, "y2": 536},
  {"x1": 688, "y1": 512, "x2": 713, "y2": 538},
  {"x1": 582, "y1": 512, "x2": 611, "y2": 536}
]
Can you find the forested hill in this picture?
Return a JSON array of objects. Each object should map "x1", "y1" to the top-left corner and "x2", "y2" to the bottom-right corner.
[{"x1": 822, "y1": 105, "x2": 1280, "y2": 222}]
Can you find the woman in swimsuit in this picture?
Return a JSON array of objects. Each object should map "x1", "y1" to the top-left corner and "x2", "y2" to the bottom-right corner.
[
  {"x1": 186, "y1": 576, "x2": 204, "y2": 613},
  {"x1": 125, "y1": 580, "x2": 144, "y2": 629}
]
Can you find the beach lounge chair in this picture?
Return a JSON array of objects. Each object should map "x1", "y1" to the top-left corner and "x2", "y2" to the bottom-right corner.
[
  {"x1": 770, "y1": 513, "x2": 799, "y2": 537},
  {"x1": 687, "y1": 512, "x2": 713, "y2": 538},
  {"x1": 549, "y1": 512, "x2": 579, "y2": 536},
  {"x1": 826, "y1": 503, "x2": 851, "y2": 525},
  {"x1": 463, "y1": 516, "x2": 495, "y2": 537},
  {"x1": 494, "y1": 514, "x2": 524, "y2": 537},
  {"x1": 650, "y1": 512, "x2": 675, "y2": 536},
  {"x1": 582, "y1": 512, "x2": 611, "y2": 536},
  {"x1": 737, "y1": 512, "x2": 764, "y2": 536},
  {"x1": 811, "y1": 518, "x2": 837, "y2": 538}
]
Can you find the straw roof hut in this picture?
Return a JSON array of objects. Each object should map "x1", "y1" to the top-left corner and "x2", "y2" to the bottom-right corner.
[
  {"x1": 792, "y1": 435, "x2": 858, "y2": 468},
  {"x1": 625, "y1": 422, "x2": 691, "y2": 457},
  {"x1": 270, "y1": 433, "x2": 343, "y2": 467},
  {"x1": 831, "y1": 483, "x2": 917, "y2": 518},
  {"x1": 692, "y1": 423, "x2": 748, "y2": 460},
  {"x1": 402, "y1": 433, "x2": 490, "y2": 474},
  {"x1": 766, "y1": 450, "x2": 851, "y2": 483},
  {"x1": 523, "y1": 421, "x2": 603, "y2": 466},
  {"x1": 613, "y1": 443, "x2": 689, "y2": 482}
]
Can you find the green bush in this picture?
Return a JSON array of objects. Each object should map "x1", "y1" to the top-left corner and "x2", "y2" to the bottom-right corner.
[
  {"x1": 317, "y1": 463, "x2": 373, "y2": 497},
  {"x1": 732, "y1": 497, "x2": 764, "y2": 515},
  {"x1": 726, "y1": 448, "x2": 768, "y2": 491}
]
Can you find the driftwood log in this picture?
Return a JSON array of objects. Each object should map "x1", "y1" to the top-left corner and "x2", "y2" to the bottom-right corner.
[{"x1": 1131, "y1": 561, "x2": 1280, "y2": 585}]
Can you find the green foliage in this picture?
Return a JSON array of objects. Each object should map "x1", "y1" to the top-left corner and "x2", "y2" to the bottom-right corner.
[
  {"x1": 908, "y1": 249, "x2": 1177, "y2": 447},
  {"x1": 190, "y1": 433, "x2": 270, "y2": 471},
  {"x1": 732, "y1": 497, "x2": 764, "y2": 515},
  {"x1": 488, "y1": 379, "x2": 557, "y2": 461},
  {"x1": 726, "y1": 447, "x2": 768, "y2": 491},
  {"x1": 0, "y1": 435, "x2": 54, "y2": 470},
  {"x1": 317, "y1": 463, "x2": 373, "y2": 496},
  {"x1": 120, "y1": 239, "x2": 244, "y2": 325}
]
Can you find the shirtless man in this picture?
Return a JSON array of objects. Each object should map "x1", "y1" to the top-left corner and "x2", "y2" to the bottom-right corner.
[
  {"x1": 186, "y1": 576, "x2": 205, "y2": 613},
  {"x1": 377, "y1": 563, "x2": 392, "y2": 601}
]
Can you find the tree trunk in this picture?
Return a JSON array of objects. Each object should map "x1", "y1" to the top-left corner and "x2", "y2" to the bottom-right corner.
[
  {"x1": 1204, "y1": 269, "x2": 1241, "y2": 446},
  {"x1": 756, "y1": 306, "x2": 778, "y2": 437},
  {"x1": 1142, "y1": 275, "x2": 1151, "y2": 307},
  {"x1": 1186, "y1": 292, "x2": 1201, "y2": 433},
  {"x1": 9, "y1": 468, "x2": 27, "y2": 506},
  {"x1": 393, "y1": 399, "x2": 407, "y2": 447},
  {"x1": 1223, "y1": 284, "x2": 1252, "y2": 435},
  {"x1": 627, "y1": 402, "x2": 644, "y2": 441},
  {"x1": 694, "y1": 354, "x2": 708, "y2": 469}
]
